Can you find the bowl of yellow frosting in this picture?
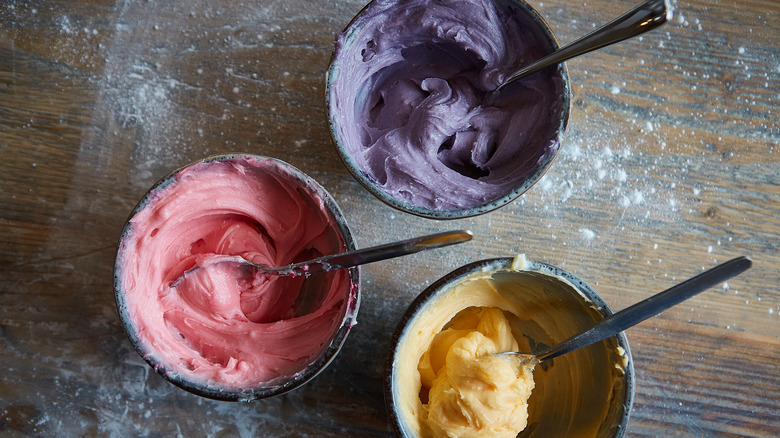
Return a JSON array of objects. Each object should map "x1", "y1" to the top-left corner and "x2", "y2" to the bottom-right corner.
[{"x1": 385, "y1": 255, "x2": 634, "y2": 437}]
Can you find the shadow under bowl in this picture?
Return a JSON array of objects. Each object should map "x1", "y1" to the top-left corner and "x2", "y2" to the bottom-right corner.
[
  {"x1": 386, "y1": 257, "x2": 634, "y2": 437},
  {"x1": 113, "y1": 154, "x2": 360, "y2": 401}
]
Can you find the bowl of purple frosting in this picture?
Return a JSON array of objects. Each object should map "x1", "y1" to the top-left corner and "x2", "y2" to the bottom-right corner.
[{"x1": 327, "y1": 0, "x2": 570, "y2": 219}]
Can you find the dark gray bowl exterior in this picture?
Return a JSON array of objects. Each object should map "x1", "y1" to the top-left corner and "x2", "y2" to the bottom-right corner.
[
  {"x1": 326, "y1": 0, "x2": 571, "y2": 220},
  {"x1": 385, "y1": 257, "x2": 635, "y2": 437},
  {"x1": 114, "y1": 154, "x2": 361, "y2": 401}
]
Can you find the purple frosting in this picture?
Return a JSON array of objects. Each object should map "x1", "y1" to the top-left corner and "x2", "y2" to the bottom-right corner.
[{"x1": 328, "y1": 0, "x2": 568, "y2": 214}]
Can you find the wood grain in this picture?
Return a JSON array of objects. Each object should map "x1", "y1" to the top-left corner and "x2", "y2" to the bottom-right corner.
[{"x1": 1, "y1": 0, "x2": 778, "y2": 436}]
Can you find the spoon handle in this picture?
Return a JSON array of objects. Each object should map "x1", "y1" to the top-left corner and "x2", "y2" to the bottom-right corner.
[
  {"x1": 536, "y1": 256, "x2": 752, "y2": 362},
  {"x1": 283, "y1": 230, "x2": 473, "y2": 275},
  {"x1": 495, "y1": 0, "x2": 669, "y2": 93}
]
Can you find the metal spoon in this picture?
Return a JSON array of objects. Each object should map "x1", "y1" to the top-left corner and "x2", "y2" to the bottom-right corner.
[
  {"x1": 171, "y1": 229, "x2": 473, "y2": 287},
  {"x1": 487, "y1": 0, "x2": 670, "y2": 103},
  {"x1": 495, "y1": 256, "x2": 752, "y2": 366}
]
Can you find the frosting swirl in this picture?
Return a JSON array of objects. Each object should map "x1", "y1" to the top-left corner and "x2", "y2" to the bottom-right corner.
[
  {"x1": 329, "y1": 0, "x2": 567, "y2": 213},
  {"x1": 116, "y1": 156, "x2": 356, "y2": 390}
]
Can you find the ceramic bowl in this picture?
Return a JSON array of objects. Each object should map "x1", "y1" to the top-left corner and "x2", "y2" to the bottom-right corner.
[
  {"x1": 386, "y1": 257, "x2": 634, "y2": 437},
  {"x1": 114, "y1": 154, "x2": 360, "y2": 401},
  {"x1": 326, "y1": 0, "x2": 570, "y2": 219}
]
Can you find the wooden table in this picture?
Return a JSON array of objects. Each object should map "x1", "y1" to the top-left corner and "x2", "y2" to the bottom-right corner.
[{"x1": 1, "y1": 0, "x2": 777, "y2": 436}]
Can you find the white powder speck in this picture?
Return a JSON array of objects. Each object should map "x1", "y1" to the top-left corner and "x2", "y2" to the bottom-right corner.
[
  {"x1": 579, "y1": 228, "x2": 595, "y2": 240},
  {"x1": 59, "y1": 16, "x2": 74, "y2": 34},
  {"x1": 611, "y1": 86, "x2": 621, "y2": 95},
  {"x1": 722, "y1": 282, "x2": 729, "y2": 291},
  {"x1": 232, "y1": 87, "x2": 240, "y2": 93},
  {"x1": 630, "y1": 190, "x2": 644, "y2": 205},
  {"x1": 770, "y1": 308, "x2": 775, "y2": 315},
  {"x1": 738, "y1": 47, "x2": 746, "y2": 54},
  {"x1": 708, "y1": 245, "x2": 713, "y2": 253},
  {"x1": 645, "y1": 121, "x2": 654, "y2": 132}
]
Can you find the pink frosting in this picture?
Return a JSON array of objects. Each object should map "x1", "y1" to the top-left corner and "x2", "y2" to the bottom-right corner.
[{"x1": 116, "y1": 156, "x2": 357, "y2": 390}]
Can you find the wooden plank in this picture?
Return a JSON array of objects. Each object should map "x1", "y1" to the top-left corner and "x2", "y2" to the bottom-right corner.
[{"x1": 1, "y1": 0, "x2": 777, "y2": 435}]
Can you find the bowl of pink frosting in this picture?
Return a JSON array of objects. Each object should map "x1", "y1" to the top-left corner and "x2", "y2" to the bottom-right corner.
[
  {"x1": 114, "y1": 154, "x2": 360, "y2": 401},
  {"x1": 385, "y1": 255, "x2": 634, "y2": 437},
  {"x1": 326, "y1": 0, "x2": 570, "y2": 219}
]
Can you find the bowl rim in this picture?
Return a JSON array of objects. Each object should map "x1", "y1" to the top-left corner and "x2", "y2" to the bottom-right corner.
[
  {"x1": 325, "y1": 0, "x2": 572, "y2": 220},
  {"x1": 384, "y1": 256, "x2": 635, "y2": 437},
  {"x1": 113, "y1": 153, "x2": 361, "y2": 401}
]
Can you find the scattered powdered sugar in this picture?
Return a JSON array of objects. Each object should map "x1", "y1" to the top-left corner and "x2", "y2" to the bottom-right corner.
[
  {"x1": 100, "y1": 55, "x2": 195, "y2": 185},
  {"x1": 532, "y1": 135, "x2": 682, "y2": 227},
  {"x1": 5, "y1": 0, "x2": 774, "y2": 435},
  {"x1": 108, "y1": 63, "x2": 175, "y2": 129},
  {"x1": 58, "y1": 15, "x2": 75, "y2": 34},
  {"x1": 579, "y1": 228, "x2": 596, "y2": 240}
]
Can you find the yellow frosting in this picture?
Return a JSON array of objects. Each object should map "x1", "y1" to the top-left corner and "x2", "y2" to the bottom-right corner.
[
  {"x1": 393, "y1": 255, "x2": 630, "y2": 438},
  {"x1": 395, "y1": 257, "x2": 538, "y2": 438},
  {"x1": 421, "y1": 307, "x2": 535, "y2": 438}
]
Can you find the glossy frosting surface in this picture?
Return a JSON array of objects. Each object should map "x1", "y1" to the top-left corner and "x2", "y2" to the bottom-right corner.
[
  {"x1": 392, "y1": 256, "x2": 630, "y2": 437},
  {"x1": 116, "y1": 156, "x2": 355, "y2": 390},
  {"x1": 421, "y1": 307, "x2": 536, "y2": 437},
  {"x1": 329, "y1": 0, "x2": 567, "y2": 212}
]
